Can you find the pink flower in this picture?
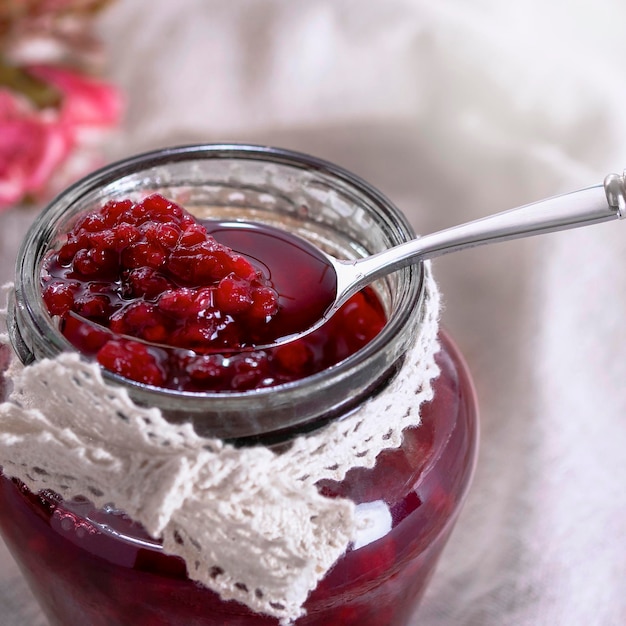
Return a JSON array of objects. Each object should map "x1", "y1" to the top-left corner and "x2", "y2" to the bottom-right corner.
[
  {"x1": 27, "y1": 64, "x2": 121, "y2": 130},
  {"x1": 0, "y1": 64, "x2": 122, "y2": 211},
  {"x1": 0, "y1": 89, "x2": 72, "y2": 208}
]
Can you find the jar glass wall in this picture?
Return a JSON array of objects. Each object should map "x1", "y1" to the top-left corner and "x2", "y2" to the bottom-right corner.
[{"x1": 0, "y1": 145, "x2": 478, "y2": 625}]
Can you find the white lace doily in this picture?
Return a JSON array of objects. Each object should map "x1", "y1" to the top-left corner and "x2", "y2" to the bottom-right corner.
[{"x1": 0, "y1": 267, "x2": 441, "y2": 624}]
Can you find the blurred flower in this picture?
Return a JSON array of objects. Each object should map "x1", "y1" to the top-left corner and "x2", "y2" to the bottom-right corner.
[
  {"x1": 28, "y1": 64, "x2": 121, "y2": 129},
  {"x1": 0, "y1": 88, "x2": 70, "y2": 207},
  {"x1": 0, "y1": 0, "x2": 121, "y2": 211},
  {"x1": 0, "y1": 63, "x2": 121, "y2": 209}
]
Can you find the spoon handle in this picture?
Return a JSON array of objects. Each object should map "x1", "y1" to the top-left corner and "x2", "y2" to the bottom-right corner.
[{"x1": 336, "y1": 174, "x2": 626, "y2": 300}]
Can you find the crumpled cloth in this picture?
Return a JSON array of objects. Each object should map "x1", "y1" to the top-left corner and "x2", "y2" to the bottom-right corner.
[{"x1": 1, "y1": 1, "x2": 626, "y2": 625}]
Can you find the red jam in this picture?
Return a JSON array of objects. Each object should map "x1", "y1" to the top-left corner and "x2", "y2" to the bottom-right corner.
[
  {"x1": 40, "y1": 194, "x2": 382, "y2": 391},
  {"x1": 0, "y1": 333, "x2": 478, "y2": 626}
]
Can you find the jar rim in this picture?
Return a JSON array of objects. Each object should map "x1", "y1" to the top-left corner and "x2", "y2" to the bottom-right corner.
[{"x1": 10, "y1": 143, "x2": 425, "y2": 440}]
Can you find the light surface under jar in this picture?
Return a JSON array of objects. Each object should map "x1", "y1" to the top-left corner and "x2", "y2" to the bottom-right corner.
[{"x1": 0, "y1": 145, "x2": 479, "y2": 626}]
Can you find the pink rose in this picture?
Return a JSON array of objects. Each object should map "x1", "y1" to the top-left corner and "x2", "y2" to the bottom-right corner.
[
  {"x1": 0, "y1": 89, "x2": 72, "y2": 209},
  {"x1": 27, "y1": 64, "x2": 122, "y2": 130},
  {"x1": 0, "y1": 64, "x2": 122, "y2": 211}
]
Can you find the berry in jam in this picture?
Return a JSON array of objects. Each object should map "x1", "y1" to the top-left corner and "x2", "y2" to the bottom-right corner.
[{"x1": 40, "y1": 194, "x2": 385, "y2": 391}]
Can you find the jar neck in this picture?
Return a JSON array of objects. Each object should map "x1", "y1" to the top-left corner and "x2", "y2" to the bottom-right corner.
[{"x1": 8, "y1": 144, "x2": 425, "y2": 441}]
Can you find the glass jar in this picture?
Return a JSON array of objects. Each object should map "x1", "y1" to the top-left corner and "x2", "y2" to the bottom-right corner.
[{"x1": 0, "y1": 145, "x2": 478, "y2": 626}]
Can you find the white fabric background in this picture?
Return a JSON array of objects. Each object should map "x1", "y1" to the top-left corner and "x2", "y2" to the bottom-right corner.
[{"x1": 1, "y1": 1, "x2": 626, "y2": 624}]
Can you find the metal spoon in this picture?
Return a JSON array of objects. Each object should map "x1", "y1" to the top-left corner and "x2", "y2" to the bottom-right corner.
[{"x1": 265, "y1": 172, "x2": 626, "y2": 347}]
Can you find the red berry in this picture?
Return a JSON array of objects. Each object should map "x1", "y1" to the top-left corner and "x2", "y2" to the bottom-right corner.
[
  {"x1": 170, "y1": 320, "x2": 218, "y2": 351},
  {"x1": 111, "y1": 223, "x2": 142, "y2": 250},
  {"x1": 110, "y1": 302, "x2": 169, "y2": 343},
  {"x1": 42, "y1": 282, "x2": 76, "y2": 316},
  {"x1": 88, "y1": 229, "x2": 117, "y2": 250},
  {"x1": 156, "y1": 288, "x2": 198, "y2": 316},
  {"x1": 101, "y1": 199, "x2": 135, "y2": 226},
  {"x1": 230, "y1": 254, "x2": 257, "y2": 281},
  {"x1": 215, "y1": 274, "x2": 253, "y2": 315},
  {"x1": 140, "y1": 193, "x2": 185, "y2": 223},
  {"x1": 73, "y1": 248, "x2": 117, "y2": 278},
  {"x1": 57, "y1": 232, "x2": 89, "y2": 265},
  {"x1": 97, "y1": 339, "x2": 166, "y2": 386},
  {"x1": 333, "y1": 291, "x2": 386, "y2": 355},
  {"x1": 193, "y1": 246, "x2": 229, "y2": 281},
  {"x1": 185, "y1": 354, "x2": 225, "y2": 382},
  {"x1": 143, "y1": 222, "x2": 181, "y2": 248},
  {"x1": 179, "y1": 223, "x2": 207, "y2": 246},
  {"x1": 122, "y1": 241, "x2": 166, "y2": 269},
  {"x1": 249, "y1": 286, "x2": 279, "y2": 319},
  {"x1": 167, "y1": 243, "x2": 225, "y2": 284},
  {"x1": 75, "y1": 294, "x2": 111, "y2": 320},
  {"x1": 124, "y1": 267, "x2": 172, "y2": 300},
  {"x1": 230, "y1": 352, "x2": 270, "y2": 390},
  {"x1": 192, "y1": 287, "x2": 214, "y2": 312},
  {"x1": 61, "y1": 315, "x2": 110, "y2": 354},
  {"x1": 76, "y1": 212, "x2": 106, "y2": 232},
  {"x1": 274, "y1": 341, "x2": 313, "y2": 376}
]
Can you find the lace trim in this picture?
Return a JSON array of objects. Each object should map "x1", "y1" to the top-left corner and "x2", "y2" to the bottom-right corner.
[{"x1": 0, "y1": 268, "x2": 440, "y2": 624}]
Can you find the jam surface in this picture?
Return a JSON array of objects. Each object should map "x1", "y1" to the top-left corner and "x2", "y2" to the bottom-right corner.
[{"x1": 40, "y1": 195, "x2": 383, "y2": 391}]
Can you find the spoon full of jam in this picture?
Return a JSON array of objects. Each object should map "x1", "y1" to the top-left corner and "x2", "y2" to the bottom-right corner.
[
  {"x1": 41, "y1": 171, "x2": 626, "y2": 384},
  {"x1": 252, "y1": 172, "x2": 626, "y2": 347}
]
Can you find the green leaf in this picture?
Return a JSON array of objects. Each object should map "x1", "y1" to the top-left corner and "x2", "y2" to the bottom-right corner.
[{"x1": 0, "y1": 57, "x2": 62, "y2": 109}]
